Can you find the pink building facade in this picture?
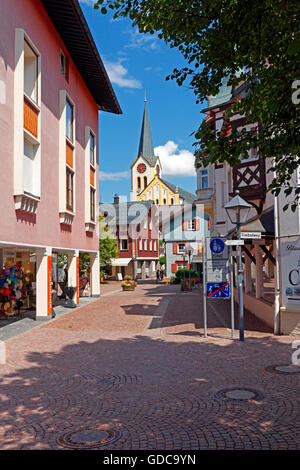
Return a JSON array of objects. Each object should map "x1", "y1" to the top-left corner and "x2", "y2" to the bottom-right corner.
[{"x1": 0, "y1": 0, "x2": 121, "y2": 318}]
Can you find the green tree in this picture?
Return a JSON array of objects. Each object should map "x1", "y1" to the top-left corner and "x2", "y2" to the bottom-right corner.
[
  {"x1": 159, "y1": 255, "x2": 166, "y2": 266},
  {"x1": 99, "y1": 215, "x2": 119, "y2": 269},
  {"x1": 95, "y1": 0, "x2": 300, "y2": 208},
  {"x1": 100, "y1": 236, "x2": 119, "y2": 269}
]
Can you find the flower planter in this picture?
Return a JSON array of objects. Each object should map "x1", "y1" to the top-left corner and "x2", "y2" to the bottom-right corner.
[{"x1": 122, "y1": 285, "x2": 135, "y2": 291}]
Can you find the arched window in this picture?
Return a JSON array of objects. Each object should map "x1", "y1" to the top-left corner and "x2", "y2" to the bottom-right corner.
[
  {"x1": 171, "y1": 198, "x2": 174, "y2": 205},
  {"x1": 144, "y1": 176, "x2": 147, "y2": 188},
  {"x1": 163, "y1": 199, "x2": 166, "y2": 204},
  {"x1": 137, "y1": 176, "x2": 141, "y2": 190},
  {"x1": 156, "y1": 199, "x2": 159, "y2": 205}
]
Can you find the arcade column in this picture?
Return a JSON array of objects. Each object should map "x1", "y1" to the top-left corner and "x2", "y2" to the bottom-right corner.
[
  {"x1": 36, "y1": 247, "x2": 52, "y2": 318},
  {"x1": 68, "y1": 250, "x2": 79, "y2": 304},
  {"x1": 90, "y1": 251, "x2": 100, "y2": 297}
]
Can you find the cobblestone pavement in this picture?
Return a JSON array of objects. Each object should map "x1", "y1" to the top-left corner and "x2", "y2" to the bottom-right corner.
[{"x1": 0, "y1": 280, "x2": 299, "y2": 450}]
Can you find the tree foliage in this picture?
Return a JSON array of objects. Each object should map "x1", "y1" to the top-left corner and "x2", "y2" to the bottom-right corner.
[
  {"x1": 94, "y1": 0, "x2": 300, "y2": 207},
  {"x1": 99, "y1": 216, "x2": 119, "y2": 268}
]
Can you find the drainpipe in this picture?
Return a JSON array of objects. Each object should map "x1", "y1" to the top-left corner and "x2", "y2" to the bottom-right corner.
[{"x1": 274, "y1": 175, "x2": 281, "y2": 335}]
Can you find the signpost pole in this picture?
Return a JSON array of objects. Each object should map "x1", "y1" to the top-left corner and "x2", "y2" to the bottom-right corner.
[
  {"x1": 203, "y1": 237, "x2": 207, "y2": 337},
  {"x1": 230, "y1": 246, "x2": 235, "y2": 339},
  {"x1": 237, "y1": 214, "x2": 245, "y2": 341}
]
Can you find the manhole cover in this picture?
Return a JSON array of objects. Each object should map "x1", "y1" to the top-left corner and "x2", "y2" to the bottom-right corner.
[
  {"x1": 215, "y1": 387, "x2": 264, "y2": 402},
  {"x1": 265, "y1": 364, "x2": 300, "y2": 375},
  {"x1": 57, "y1": 426, "x2": 121, "y2": 449}
]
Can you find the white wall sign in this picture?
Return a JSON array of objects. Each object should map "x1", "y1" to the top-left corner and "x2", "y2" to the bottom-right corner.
[
  {"x1": 280, "y1": 236, "x2": 300, "y2": 307},
  {"x1": 241, "y1": 232, "x2": 261, "y2": 239}
]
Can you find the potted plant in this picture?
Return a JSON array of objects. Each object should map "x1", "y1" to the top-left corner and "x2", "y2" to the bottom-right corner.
[
  {"x1": 121, "y1": 279, "x2": 137, "y2": 291},
  {"x1": 100, "y1": 270, "x2": 106, "y2": 282}
]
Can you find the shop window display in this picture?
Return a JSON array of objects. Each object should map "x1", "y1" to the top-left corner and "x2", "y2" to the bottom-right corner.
[{"x1": 0, "y1": 265, "x2": 24, "y2": 317}]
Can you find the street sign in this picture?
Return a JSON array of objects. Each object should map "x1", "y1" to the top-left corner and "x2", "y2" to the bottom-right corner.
[
  {"x1": 225, "y1": 240, "x2": 245, "y2": 246},
  {"x1": 206, "y1": 282, "x2": 230, "y2": 298},
  {"x1": 241, "y1": 232, "x2": 261, "y2": 239},
  {"x1": 206, "y1": 238, "x2": 229, "y2": 283},
  {"x1": 209, "y1": 238, "x2": 225, "y2": 254}
]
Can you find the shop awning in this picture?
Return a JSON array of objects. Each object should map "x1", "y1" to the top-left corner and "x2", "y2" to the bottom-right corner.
[{"x1": 111, "y1": 258, "x2": 132, "y2": 267}]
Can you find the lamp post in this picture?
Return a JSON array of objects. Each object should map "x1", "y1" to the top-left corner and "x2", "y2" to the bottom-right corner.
[
  {"x1": 182, "y1": 252, "x2": 186, "y2": 290},
  {"x1": 184, "y1": 246, "x2": 194, "y2": 290},
  {"x1": 224, "y1": 191, "x2": 251, "y2": 341}
]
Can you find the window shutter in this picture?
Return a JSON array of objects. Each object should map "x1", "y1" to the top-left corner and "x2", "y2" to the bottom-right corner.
[
  {"x1": 182, "y1": 220, "x2": 187, "y2": 231},
  {"x1": 171, "y1": 264, "x2": 177, "y2": 273},
  {"x1": 194, "y1": 218, "x2": 200, "y2": 231},
  {"x1": 208, "y1": 217, "x2": 210, "y2": 230},
  {"x1": 198, "y1": 241, "x2": 203, "y2": 254},
  {"x1": 173, "y1": 242, "x2": 178, "y2": 254}
]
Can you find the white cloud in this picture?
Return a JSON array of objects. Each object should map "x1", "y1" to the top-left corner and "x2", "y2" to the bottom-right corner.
[
  {"x1": 125, "y1": 29, "x2": 161, "y2": 51},
  {"x1": 79, "y1": 0, "x2": 95, "y2": 6},
  {"x1": 154, "y1": 141, "x2": 196, "y2": 177},
  {"x1": 99, "y1": 171, "x2": 130, "y2": 181},
  {"x1": 103, "y1": 60, "x2": 142, "y2": 89}
]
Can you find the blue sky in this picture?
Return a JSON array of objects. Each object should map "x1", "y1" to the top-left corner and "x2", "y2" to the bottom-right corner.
[{"x1": 79, "y1": 0, "x2": 205, "y2": 203}]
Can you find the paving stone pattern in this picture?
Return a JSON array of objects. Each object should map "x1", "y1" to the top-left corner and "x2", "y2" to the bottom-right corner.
[{"x1": 0, "y1": 280, "x2": 299, "y2": 450}]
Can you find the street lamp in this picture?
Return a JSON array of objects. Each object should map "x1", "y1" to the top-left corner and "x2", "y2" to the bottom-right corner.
[
  {"x1": 184, "y1": 246, "x2": 194, "y2": 290},
  {"x1": 181, "y1": 251, "x2": 186, "y2": 291},
  {"x1": 224, "y1": 191, "x2": 251, "y2": 341}
]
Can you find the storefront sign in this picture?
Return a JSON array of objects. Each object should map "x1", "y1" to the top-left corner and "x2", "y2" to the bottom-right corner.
[
  {"x1": 280, "y1": 236, "x2": 300, "y2": 306},
  {"x1": 47, "y1": 256, "x2": 52, "y2": 316}
]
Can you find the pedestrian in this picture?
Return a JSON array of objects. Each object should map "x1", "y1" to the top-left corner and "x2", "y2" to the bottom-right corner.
[
  {"x1": 160, "y1": 270, "x2": 164, "y2": 281},
  {"x1": 156, "y1": 269, "x2": 160, "y2": 283}
]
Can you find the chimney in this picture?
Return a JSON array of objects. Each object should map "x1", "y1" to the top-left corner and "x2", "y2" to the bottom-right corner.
[{"x1": 114, "y1": 194, "x2": 119, "y2": 204}]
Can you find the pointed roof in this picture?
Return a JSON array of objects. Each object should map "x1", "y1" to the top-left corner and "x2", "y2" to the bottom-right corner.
[{"x1": 133, "y1": 99, "x2": 157, "y2": 167}]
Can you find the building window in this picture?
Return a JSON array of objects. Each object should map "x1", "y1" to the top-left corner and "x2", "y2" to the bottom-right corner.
[
  {"x1": 66, "y1": 168, "x2": 74, "y2": 211},
  {"x1": 186, "y1": 219, "x2": 196, "y2": 231},
  {"x1": 149, "y1": 240, "x2": 152, "y2": 251},
  {"x1": 90, "y1": 187, "x2": 95, "y2": 221},
  {"x1": 60, "y1": 51, "x2": 66, "y2": 76},
  {"x1": 121, "y1": 239, "x2": 128, "y2": 251},
  {"x1": 171, "y1": 198, "x2": 174, "y2": 205},
  {"x1": 137, "y1": 176, "x2": 141, "y2": 190},
  {"x1": 144, "y1": 176, "x2": 147, "y2": 189},
  {"x1": 144, "y1": 239, "x2": 147, "y2": 251},
  {"x1": 139, "y1": 238, "x2": 142, "y2": 251},
  {"x1": 66, "y1": 99, "x2": 74, "y2": 142},
  {"x1": 156, "y1": 199, "x2": 159, "y2": 205},
  {"x1": 201, "y1": 169, "x2": 208, "y2": 189},
  {"x1": 163, "y1": 198, "x2": 166, "y2": 205},
  {"x1": 90, "y1": 133, "x2": 95, "y2": 166},
  {"x1": 154, "y1": 240, "x2": 157, "y2": 251},
  {"x1": 178, "y1": 243, "x2": 186, "y2": 254},
  {"x1": 24, "y1": 39, "x2": 38, "y2": 104}
]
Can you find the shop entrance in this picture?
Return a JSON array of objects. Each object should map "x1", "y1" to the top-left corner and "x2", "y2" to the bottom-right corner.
[{"x1": 0, "y1": 249, "x2": 36, "y2": 322}]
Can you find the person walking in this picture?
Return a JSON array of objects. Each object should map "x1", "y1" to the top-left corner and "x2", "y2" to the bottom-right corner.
[
  {"x1": 160, "y1": 270, "x2": 164, "y2": 282},
  {"x1": 156, "y1": 269, "x2": 160, "y2": 283}
]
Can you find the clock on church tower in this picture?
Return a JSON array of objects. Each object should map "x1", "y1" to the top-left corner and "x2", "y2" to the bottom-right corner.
[{"x1": 137, "y1": 163, "x2": 146, "y2": 173}]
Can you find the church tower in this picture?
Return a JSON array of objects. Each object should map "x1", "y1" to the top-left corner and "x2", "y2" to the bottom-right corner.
[
  {"x1": 130, "y1": 98, "x2": 196, "y2": 205},
  {"x1": 130, "y1": 97, "x2": 162, "y2": 201}
]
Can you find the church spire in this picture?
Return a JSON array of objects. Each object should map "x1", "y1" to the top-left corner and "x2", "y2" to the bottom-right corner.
[{"x1": 138, "y1": 96, "x2": 155, "y2": 160}]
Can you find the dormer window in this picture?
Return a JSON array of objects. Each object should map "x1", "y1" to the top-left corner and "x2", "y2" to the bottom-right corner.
[{"x1": 60, "y1": 51, "x2": 66, "y2": 76}]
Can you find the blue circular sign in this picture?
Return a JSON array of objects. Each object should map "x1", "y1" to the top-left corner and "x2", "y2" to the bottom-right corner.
[{"x1": 210, "y1": 238, "x2": 225, "y2": 254}]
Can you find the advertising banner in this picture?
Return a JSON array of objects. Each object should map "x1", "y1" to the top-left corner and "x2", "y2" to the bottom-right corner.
[{"x1": 280, "y1": 236, "x2": 300, "y2": 307}]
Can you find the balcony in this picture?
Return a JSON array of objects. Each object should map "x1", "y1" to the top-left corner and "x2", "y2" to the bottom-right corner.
[{"x1": 232, "y1": 158, "x2": 266, "y2": 201}]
